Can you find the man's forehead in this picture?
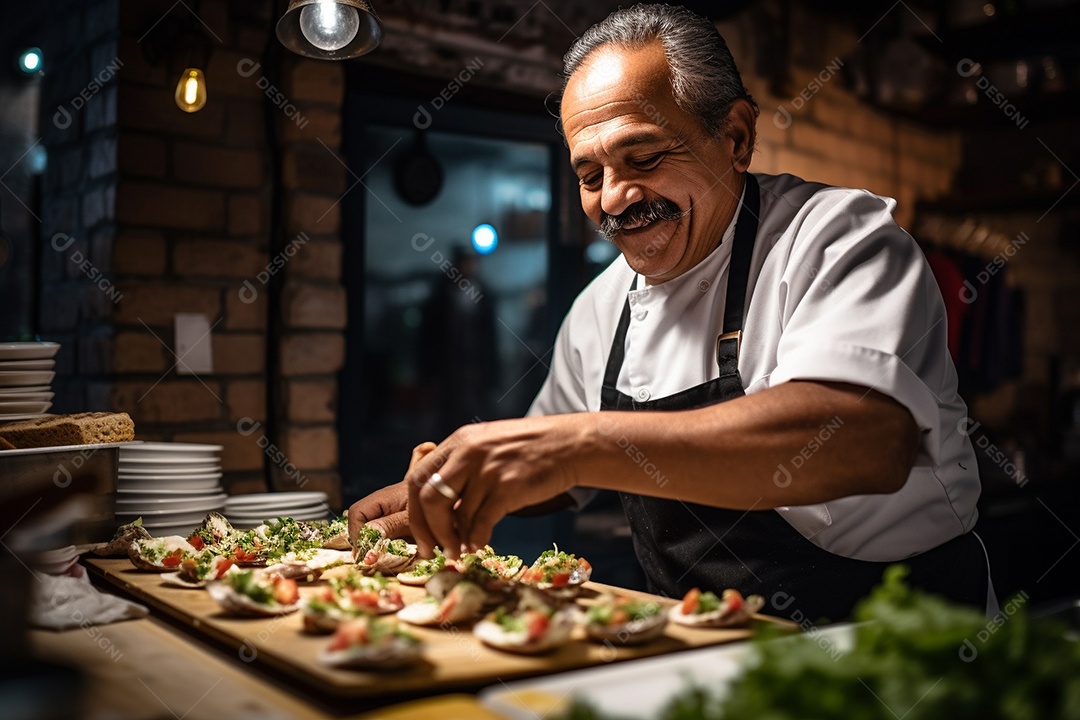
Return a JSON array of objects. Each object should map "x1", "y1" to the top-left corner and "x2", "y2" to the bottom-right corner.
[{"x1": 561, "y1": 42, "x2": 675, "y2": 128}]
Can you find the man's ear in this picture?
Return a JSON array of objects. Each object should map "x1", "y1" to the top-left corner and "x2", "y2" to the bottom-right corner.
[{"x1": 725, "y1": 99, "x2": 757, "y2": 173}]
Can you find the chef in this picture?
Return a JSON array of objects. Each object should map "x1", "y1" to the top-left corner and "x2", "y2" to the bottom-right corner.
[{"x1": 349, "y1": 4, "x2": 996, "y2": 620}]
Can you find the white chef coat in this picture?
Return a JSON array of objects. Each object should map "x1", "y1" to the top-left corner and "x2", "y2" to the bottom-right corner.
[{"x1": 528, "y1": 172, "x2": 982, "y2": 563}]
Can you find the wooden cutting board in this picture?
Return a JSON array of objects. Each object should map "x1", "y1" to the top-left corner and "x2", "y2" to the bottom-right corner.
[{"x1": 85, "y1": 557, "x2": 791, "y2": 702}]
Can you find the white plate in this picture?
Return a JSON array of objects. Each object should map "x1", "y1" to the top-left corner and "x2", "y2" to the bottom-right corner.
[
  {"x1": 117, "y1": 494, "x2": 228, "y2": 513},
  {"x1": 0, "y1": 359, "x2": 55, "y2": 371},
  {"x1": 117, "y1": 472, "x2": 224, "y2": 483},
  {"x1": 224, "y1": 492, "x2": 328, "y2": 509},
  {"x1": 119, "y1": 456, "x2": 221, "y2": 467},
  {"x1": 226, "y1": 511, "x2": 329, "y2": 525},
  {"x1": 120, "y1": 441, "x2": 224, "y2": 455},
  {"x1": 0, "y1": 370, "x2": 55, "y2": 387},
  {"x1": 0, "y1": 392, "x2": 52, "y2": 402},
  {"x1": 0, "y1": 440, "x2": 134, "y2": 456},
  {"x1": 118, "y1": 487, "x2": 225, "y2": 498},
  {"x1": 118, "y1": 464, "x2": 221, "y2": 476},
  {"x1": 225, "y1": 502, "x2": 330, "y2": 516},
  {"x1": 0, "y1": 342, "x2": 60, "y2": 361},
  {"x1": 480, "y1": 625, "x2": 854, "y2": 719},
  {"x1": 119, "y1": 478, "x2": 223, "y2": 492},
  {"x1": 0, "y1": 400, "x2": 51, "y2": 414},
  {"x1": 0, "y1": 385, "x2": 51, "y2": 396},
  {"x1": 0, "y1": 413, "x2": 50, "y2": 424}
]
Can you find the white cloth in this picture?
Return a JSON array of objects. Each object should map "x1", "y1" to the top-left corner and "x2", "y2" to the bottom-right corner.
[
  {"x1": 528, "y1": 172, "x2": 981, "y2": 562},
  {"x1": 30, "y1": 567, "x2": 148, "y2": 630}
]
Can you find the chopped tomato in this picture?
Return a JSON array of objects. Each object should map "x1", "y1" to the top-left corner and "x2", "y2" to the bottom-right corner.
[
  {"x1": 680, "y1": 588, "x2": 701, "y2": 615},
  {"x1": 611, "y1": 608, "x2": 630, "y2": 625},
  {"x1": 328, "y1": 618, "x2": 369, "y2": 651},
  {"x1": 349, "y1": 589, "x2": 382, "y2": 609},
  {"x1": 722, "y1": 589, "x2": 744, "y2": 613},
  {"x1": 232, "y1": 548, "x2": 260, "y2": 564},
  {"x1": 525, "y1": 611, "x2": 550, "y2": 642},
  {"x1": 161, "y1": 551, "x2": 183, "y2": 568},
  {"x1": 521, "y1": 568, "x2": 543, "y2": 584},
  {"x1": 319, "y1": 588, "x2": 336, "y2": 602},
  {"x1": 214, "y1": 558, "x2": 234, "y2": 579},
  {"x1": 385, "y1": 589, "x2": 403, "y2": 606},
  {"x1": 188, "y1": 535, "x2": 205, "y2": 551},
  {"x1": 550, "y1": 572, "x2": 571, "y2": 587},
  {"x1": 272, "y1": 576, "x2": 299, "y2": 605}
]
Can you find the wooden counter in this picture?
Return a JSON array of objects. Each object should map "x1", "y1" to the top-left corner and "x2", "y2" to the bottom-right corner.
[{"x1": 68, "y1": 557, "x2": 786, "y2": 713}]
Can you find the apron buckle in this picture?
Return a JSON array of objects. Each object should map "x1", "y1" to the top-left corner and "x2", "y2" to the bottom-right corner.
[{"x1": 716, "y1": 330, "x2": 742, "y2": 363}]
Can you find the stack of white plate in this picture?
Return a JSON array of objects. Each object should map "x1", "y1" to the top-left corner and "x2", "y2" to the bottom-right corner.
[
  {"x1": 0, "y1": 342, "x2": 59, "y2": 423},
  {"x1": 224, "y1": 492, "x2": 332, "y2": 528},
  {"x1": 116, "y1": 442, "x2": 226, "y2": 536}
]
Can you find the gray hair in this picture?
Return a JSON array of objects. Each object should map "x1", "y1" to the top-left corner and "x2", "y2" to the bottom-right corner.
[{"x1": 561, "y1": 3, "x2": 758, "y2": 137}]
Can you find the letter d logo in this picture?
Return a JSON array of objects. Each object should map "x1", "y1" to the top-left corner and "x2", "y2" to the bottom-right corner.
[
  {"x1": 53, "y1": 105, "x2": 72, "y2": 130},
  {"x1": 773, "y1": 106, "x2": 793, "y2": 129},
  {"x1": 774, "y1": 464, "x2": 792, "y2": 488}
]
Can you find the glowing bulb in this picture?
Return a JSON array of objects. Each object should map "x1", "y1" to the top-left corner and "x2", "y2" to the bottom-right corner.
[
  {"x1": 18, "y1": 48, "x2": 42, "y2": 74},
  {"x1": 299, "y1": 1, "x2": 360, "y2": 52},
  {"x1": 471, "y1": 224, "x2": 498, "y2": 254},
  {"x1": 174, "y1": 68, "x2": 207, "y2": 113}
]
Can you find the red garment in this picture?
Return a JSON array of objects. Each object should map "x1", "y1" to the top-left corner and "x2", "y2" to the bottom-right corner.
[{"x1": 923, "y1": 248, "x2": 968, "y2": 363}]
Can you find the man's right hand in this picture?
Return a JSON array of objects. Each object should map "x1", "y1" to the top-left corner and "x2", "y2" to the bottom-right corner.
[{"x1": 347, "y1": 442, "x2": 436, "y2": 548}]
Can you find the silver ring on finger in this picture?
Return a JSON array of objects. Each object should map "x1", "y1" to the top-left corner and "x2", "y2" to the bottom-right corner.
[{"x1": 426, "y1": 472, "x2": 458, "y2": 501}]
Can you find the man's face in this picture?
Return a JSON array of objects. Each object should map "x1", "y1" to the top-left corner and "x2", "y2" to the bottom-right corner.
[{"x1": 561, "y1": 42, "x2": 745, "y2": 284}]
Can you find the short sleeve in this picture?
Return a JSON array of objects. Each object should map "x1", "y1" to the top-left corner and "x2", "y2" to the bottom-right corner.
[{"x1": 769, "y1": 189, "x2": 949, "y2": 466}]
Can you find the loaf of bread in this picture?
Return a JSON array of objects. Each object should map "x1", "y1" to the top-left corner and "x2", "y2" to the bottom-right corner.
[{"x1": 0, "y1": 412, "x2": 135, "y2": 449}]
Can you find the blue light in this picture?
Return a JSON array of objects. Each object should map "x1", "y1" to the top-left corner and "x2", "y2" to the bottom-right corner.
[
  {"x1": 18, "y1": 48, "x2": 42, "y2": 75},
  {"x1": 471, "y1": 224, "x2": 498, "y2": 254}
]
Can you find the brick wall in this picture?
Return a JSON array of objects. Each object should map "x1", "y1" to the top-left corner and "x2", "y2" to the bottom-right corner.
[
  {"x1": 76, "y1": 0, "x2": 344, "y2": 506},
  {"x1": 31, "y1": 0, "x2": 962, "y2": 510}
]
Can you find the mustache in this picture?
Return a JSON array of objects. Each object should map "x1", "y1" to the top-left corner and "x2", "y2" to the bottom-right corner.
[{"x1": 598, "y1": 199, "x2": 687, "y2": 240}]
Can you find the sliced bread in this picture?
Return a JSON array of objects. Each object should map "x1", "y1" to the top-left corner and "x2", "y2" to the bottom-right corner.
[{"x1": 0, "y1": 412, "x2": 135, "y2": 449}]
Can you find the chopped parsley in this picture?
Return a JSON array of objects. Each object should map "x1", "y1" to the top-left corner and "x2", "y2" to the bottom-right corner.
[
  {"x1": 586, "y1": 598, "x2": 662, "y2": 625},
  {"x1": 227, "y1": 570, "x2": 275, "y2": 605}
]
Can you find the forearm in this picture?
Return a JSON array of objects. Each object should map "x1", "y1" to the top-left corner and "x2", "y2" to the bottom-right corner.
[{"x1": 570, "y1": 380, "x2": 918, "y2": 509}]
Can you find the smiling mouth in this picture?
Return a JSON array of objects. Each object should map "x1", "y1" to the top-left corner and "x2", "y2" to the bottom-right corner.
[{"x1": 617, "y1": 215, "x2": 679, "y2": 236}]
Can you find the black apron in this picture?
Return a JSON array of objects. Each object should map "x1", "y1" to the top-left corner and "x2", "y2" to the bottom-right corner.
[{"x1": 601, "y1": 174, "x2": 988, "y2": 621}]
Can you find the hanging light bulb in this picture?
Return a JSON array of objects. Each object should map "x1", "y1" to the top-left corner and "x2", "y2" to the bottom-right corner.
[
  {"x1": 174, "y1": 67, "x2": 207, "y2": 113},
  {"x1": 277, "y1": 0, "x2": 382, "y2": 60},
  {"x1": 300, "y1": 1, "x2": 360, "y2": 51}
]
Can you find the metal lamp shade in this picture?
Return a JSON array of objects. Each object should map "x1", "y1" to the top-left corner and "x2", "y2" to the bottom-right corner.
[{"x1": 276, "y1": 0, "x2": 383, "y2": 60}]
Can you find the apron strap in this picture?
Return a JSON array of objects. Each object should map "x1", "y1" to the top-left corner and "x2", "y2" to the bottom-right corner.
[{"x1": 723, "y1": 173, "x2": 760, "y2": 335}]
